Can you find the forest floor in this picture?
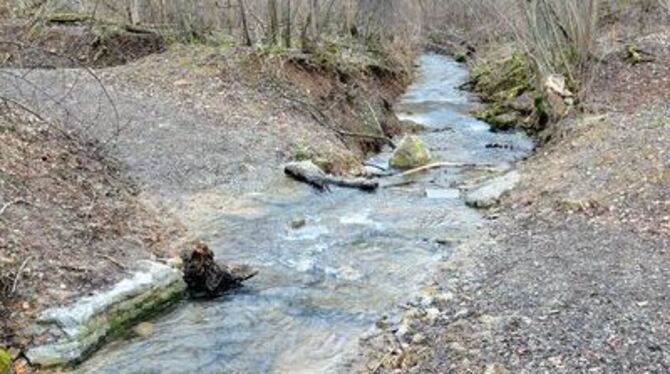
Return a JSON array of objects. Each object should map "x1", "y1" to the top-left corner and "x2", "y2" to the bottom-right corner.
[
  {"x1": 0, "y1": 25, "x2": 410, "y2": 364},
  {"x1": 360, "y1": 19, "x2": 670, "y2": 374}
]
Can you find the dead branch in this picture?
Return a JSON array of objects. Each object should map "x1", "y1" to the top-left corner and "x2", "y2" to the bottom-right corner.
[
  {"x1": 11, "y1": 256, "x2": 32, "y2": 295},
  {"x1": 285, "y1": 160, "x2": 379, "y2": 191},
  {"x1": 0, "y1": 198, "x2": 28, "y2": 218},
  {"x1": 100, "y1": 254, "x2": 127, "y2": 270},
  {"x1": 0, "y1": 40, "x2": 122, "y2": 145},
  {"x1": 276, "y1": 85, "x2": 396, "y2": 148},
  {"x1": 390, "y1": 161, "x2": 491, "y2": 179}
]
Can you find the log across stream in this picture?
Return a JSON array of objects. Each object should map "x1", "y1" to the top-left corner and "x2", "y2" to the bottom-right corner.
[{"x1": 77, "y1": 54, "x2": 533, "y2": 373}]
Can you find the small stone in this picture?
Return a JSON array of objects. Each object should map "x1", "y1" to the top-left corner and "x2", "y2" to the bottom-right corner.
[
  {"x1": 424, "y1": 308, "x2": 440, "y2": 323},
  {"x1": 419, "y1": 296, "x2": 434, "y2": 308},
  {"x1": 449, "y1": 342, "x2": 467, "y2": 354},
  {"x1": 291, "y1": 218, "x2": 307, "y2": 229},
  {"x1": 411, "y1": 333, "x2": 426, "y2": 345},
  {"x1": 22, "y1": 301, "x2": 30, "y2": 310},
  {"x1": 434, "y1": 292, "x2": 454, "y2": 304},
  {"x1": 8, "y1": 348, "x2": 20, "y2": 361},
  {"x1": 132, "y1": 322, "x2": 154, "y2": 337},
  {"x1": 166, "y1": 257, "x2": 183, "y2": 269},
  {"x1": 11, "y1": 358, "x2": 28, "y2": 374},
  {"x1": 485, "y1": 363, "x2": 510, "y2": 374}
]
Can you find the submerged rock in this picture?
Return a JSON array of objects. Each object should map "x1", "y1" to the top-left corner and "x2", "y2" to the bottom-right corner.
[
  {"x1": 389, "y1": 135, "x2": 432, "y2": 170},
  {"x1": 464, "y1": 171, "x2": 521, "y2": 208},
  {"x1": 132, "y1": 322, "x2": 154, "y2": 337}
]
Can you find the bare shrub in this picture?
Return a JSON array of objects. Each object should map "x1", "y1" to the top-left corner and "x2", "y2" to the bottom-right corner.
[{"x1": 514, "y1": 0, "x2": 600, "y2": 97}]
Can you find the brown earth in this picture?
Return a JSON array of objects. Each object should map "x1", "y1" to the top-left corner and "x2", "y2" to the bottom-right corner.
[{"x1": 0, "y1": 107, "x2": 182, "y2": 351}]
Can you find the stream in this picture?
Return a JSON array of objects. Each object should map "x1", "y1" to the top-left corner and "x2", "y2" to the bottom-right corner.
[{"x1": 77, "y1": 54, "x2": 533, "y2": 373}]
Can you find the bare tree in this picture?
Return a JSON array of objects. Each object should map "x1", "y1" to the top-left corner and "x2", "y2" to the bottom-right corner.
[
  {"x1": 237, "y1": 0, "x2": 253, "y2": 46},
  {"x1": 267, "y1": 0, "x2": 279, "y2": 44},
  {"x1": 283, "y1": 0, "x2": 292, "y2": 48},
  {"x1": 310, "y1": 0, "x2": 320, "y2": 43}
]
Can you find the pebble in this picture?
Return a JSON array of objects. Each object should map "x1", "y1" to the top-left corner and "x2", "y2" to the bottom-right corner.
[
  {"x1": 424, "y1": 308, "x2": 440, "y2": 323},
  {"x1": 290, "y1": 218, "x2": 307, "y2": 229},
  {"x1": 166, "y1": 257, "x2": 183, "y2": 269},
  {"x1": 411, "y1": 333, "x2": 426, "y2": 345},
  {"x1": 132, "y1": 322, "x2": 154, "y2": 337},
  {"x1": 485, "y1": 363, "x2": 510, "y2": 374}
]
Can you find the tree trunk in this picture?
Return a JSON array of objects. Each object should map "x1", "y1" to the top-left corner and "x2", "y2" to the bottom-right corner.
[
  {"x1": 128, "y1": 0, "x2": 141, "y2": 25},
  {"x1": 267, "y1": 0, "x2": 279, "y2": 44},
  {"x1": 310, "y1": 0, "x2": 320, "y2": 43},
  {"x1": 237, "y1": 0, "x2": 253, "y2": 46},
  {"x1": 283, "y1": 0, "x2": 291, "y2": 48}
]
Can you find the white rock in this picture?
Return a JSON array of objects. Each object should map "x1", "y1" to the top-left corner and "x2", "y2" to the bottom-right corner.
[
  {"x1": 464, "y1": 171, "x2": 521, "y2": 208},
  {"x1": 26, "y1": 261, "x2": 186, "y2": 368}
]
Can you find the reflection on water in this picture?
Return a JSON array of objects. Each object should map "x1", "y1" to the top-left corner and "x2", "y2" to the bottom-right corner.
[{"x1": 78, "y1": 54, "x2": 532, "y2": 373}]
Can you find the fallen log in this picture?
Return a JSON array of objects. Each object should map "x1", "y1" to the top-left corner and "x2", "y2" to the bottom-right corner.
[
  {"x1": 284, "y1": 161, "x2": 379, "y2": 191},
  {"x1": 181, "y1": 241, "x2": 258, "y2": 299}
]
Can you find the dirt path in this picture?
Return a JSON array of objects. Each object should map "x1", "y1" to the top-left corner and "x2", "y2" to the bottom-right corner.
[{"x1": 1, "y1": 58, "x2": 340, "y2": 202}]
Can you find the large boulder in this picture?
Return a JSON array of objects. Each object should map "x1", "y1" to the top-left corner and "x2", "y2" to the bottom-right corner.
[{"x1": 389, "y1": 136, "x2": 431, "y2": 170}]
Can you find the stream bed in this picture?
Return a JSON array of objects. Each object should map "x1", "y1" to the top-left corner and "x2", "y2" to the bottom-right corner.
[{"x1": 78, "y1": 54, "x2": 533, "y2": 373}]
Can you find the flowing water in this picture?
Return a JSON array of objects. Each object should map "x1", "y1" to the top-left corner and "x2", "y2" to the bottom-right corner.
[{"x1": 78, "y1": 54, "x2": 533, "y2": 373}]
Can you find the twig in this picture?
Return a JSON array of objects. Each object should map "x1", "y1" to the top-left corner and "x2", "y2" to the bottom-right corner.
[
  {"x1": 59, "y1": 264, "x2": 93, "y2": 273},
  {"x1": 0, "y1": 198, "x2": 28, "y2": 218},
  {"x1": 278, "y1": 88, "x2": 396, "y2": 148},
  {"x1": 11, "y1": 256, "x2": 31, "y2": 295},
  {"x1": 100, "y1": 254, "x2": 127, "y2": 270},
  {"x1": 391, "y1": 161, "x2": 489, "y2": 179}
]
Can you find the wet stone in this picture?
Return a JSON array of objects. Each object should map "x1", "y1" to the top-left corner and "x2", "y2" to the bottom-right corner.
[
  {"x1": 464, "y1": 171, "x2": 521, "y2": 208},
  {"x1": 25, "y1": 261, "x2": 186, "y2": 368}
]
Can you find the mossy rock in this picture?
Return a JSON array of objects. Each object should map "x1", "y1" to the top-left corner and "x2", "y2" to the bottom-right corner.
[
  {"x1": 389, "y1": 135, "x2": 431, "y2": 170},
  {"x1": 469, "y1": 54, "x2": 532, "y2": 101},
  {"x1": 474, "y1": 106, "x2": 520, "y2": 132}
]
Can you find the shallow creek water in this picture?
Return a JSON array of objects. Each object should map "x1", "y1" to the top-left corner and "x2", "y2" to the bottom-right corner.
[{"x1": 78, "y1": 54, "x2": 533, "y2": 373}]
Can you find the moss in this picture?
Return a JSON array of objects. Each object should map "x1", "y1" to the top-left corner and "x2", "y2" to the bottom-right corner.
[
  {"x1": 47, "y1": 12, "x2": 92, "y2": 24},
  {"x1": 466, "y1": 53, "x2": 549, "y2": 132},
  {"x1": 454, "y1": 52, "x2": 468, "y2": 63},
  {"x1": 0, "y1": 349, "x2": 10, "y2": 374},
  {"x1": 474, "y1": 105, "x2": 520, "y2": 132},
  {"x1": 469, "y1": 53, "x2": 532, "y2": 100},
  {"x1": 291, "y1": 142, "x2": 313, "y2": 161}
]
